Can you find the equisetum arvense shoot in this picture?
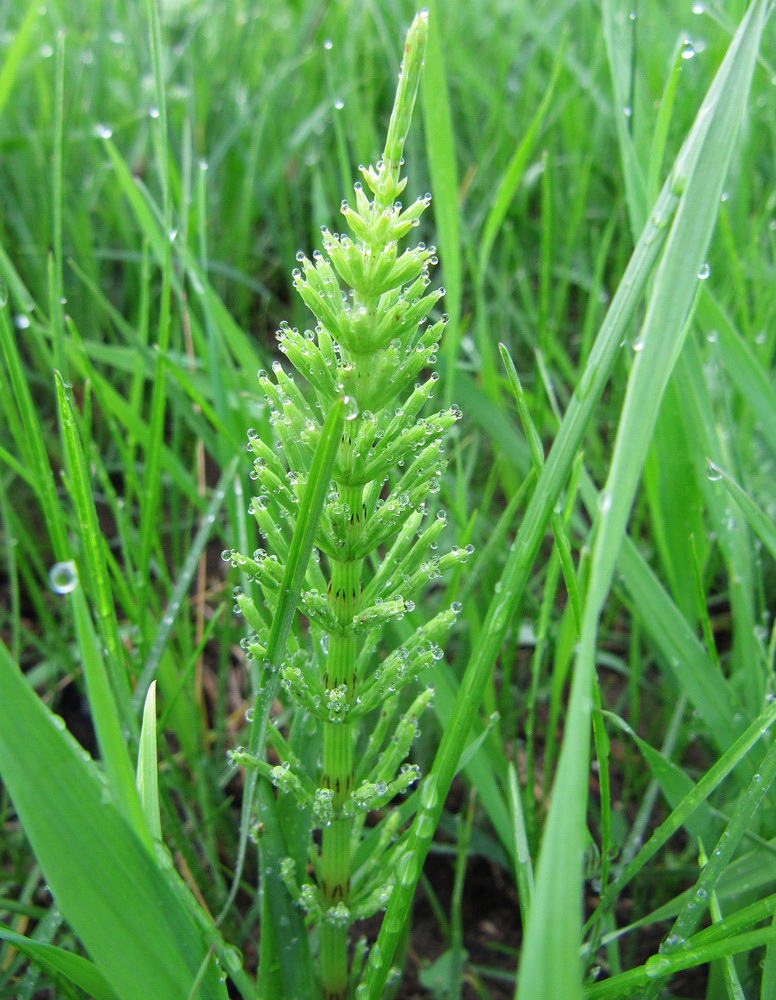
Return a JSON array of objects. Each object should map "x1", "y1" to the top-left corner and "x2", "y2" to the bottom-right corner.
[{"x1": 224, "y1": 12, "x2": 470, "y2": 997}]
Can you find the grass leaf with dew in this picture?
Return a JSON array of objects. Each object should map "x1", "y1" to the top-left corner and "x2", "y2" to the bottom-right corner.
[{"x1": 517, "y1": 4, "x2": 769, "y2": 995}]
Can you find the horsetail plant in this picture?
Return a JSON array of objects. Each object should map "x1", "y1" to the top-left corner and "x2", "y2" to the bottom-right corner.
[{"x1": 224, "y1": 12, "x2": 471, "y2": 998}]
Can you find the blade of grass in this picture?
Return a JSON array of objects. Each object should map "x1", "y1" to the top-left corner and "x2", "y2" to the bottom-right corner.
[
  {"x1": 0, "y1": 0, "x2": 39, "y2": 119},
  {"x1": 55, "y1": 373, "x2": 134, "y2": 726},
  {"x1": 137, "y1": 682, "x2": 162, "y2": 842},
  {"x1": 69, "y1": 581, "x2": 148, "y2": 842},
  {"x1": 219, "y1": 400, "x2": 344, "y2": 999},
  {"x1": 0, "y1": 643, "x2": 228, "y2": 1000},
  {"x1": 477, "y1": 32, "x2": 567, "y2": 276},
  {"x1": 578, "y1": 471, "x2": 741, "y2": 750},
  {"x1": 0, "y1": 308, "x2": 69, "y2": 560},
  {"x1": 698, "y1": 289, "x2": 776, "y2": 457},
  {"x1": 131, "y1": 455, "x2": 239, "y2": 712},
  {"x1": 602, "y1": 0, "x2": 647, "y2": 235},
  {"x1": 646, "y1": 39, "x2": 685, "y2": 208},
  {"x1": 0, "y1": 925, "x2": 119, "y2": 1000},
  {"x1": 599, "y1": 698, "x2": 776, "y2": 918},
  {"x1": 643, "y1": 736, "x2": 776, "y2": 998},
  {"x1": 586, "y1": 927, "x2": 776, "y2": 999},
  {"x1": 518, "y1": 5, "x2": 767, "y2": 995},
  {"x1": 500, "y1": 342, "x2": 581, "y2": 631},
  {"x1": 421, "y1": 0, "x2": 462, "y2": 403},
  {"x1": 507, "y1": 763, "x2": 534, "y2": 928},
  {"x1": 709, "y1": 461, "x2": 776, "y2": 563}
]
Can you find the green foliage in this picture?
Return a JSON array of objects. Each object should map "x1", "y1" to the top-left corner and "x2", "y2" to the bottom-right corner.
[{"x1": 0, "y1": 1, "x2": 774, "y2": 999}]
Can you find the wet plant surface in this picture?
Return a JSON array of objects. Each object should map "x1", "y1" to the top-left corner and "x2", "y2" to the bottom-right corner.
[{"x1": 1, "y1": 1, "x2": 775, "y2": 999}]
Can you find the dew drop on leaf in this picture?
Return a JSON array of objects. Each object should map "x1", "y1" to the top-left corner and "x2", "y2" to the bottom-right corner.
[{"x1": 49, "y1": 561, "x2": 78, "y2": 594}]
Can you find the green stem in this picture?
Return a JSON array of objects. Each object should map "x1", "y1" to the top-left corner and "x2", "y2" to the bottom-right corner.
[{"x1": 320, "y1": 505, "x2": 363, "y2": 996}]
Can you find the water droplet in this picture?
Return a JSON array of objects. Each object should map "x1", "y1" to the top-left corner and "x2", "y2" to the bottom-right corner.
[
  {"x1": 682, "y1": 40, "x2": 696, "y2": 60},
  {"x1": 334, "y1": 98, "x2": 344, "y2": 111},
  {"x1": 645, "y1": 955, "x2": 673, "y2": 978},
  {"x1": 49, "y1": 560, "x2": 78, "y2": 594},
  {"x1": 692, "y1": 1, "x2": 705, "y2": 12},
  {"x1": 623, "y1": 105, "x2": 633, "y2": 118},
  {"x1": 39, "y1": 43, "x2": 53, "y2": 58},
  {"x1": 14, "y1": 314, "x2": 31, "y2": 330},
  {"x1": 697, "y1": 262, "x2": 710, "y2": 279},
  {"x1": 148, "y1": 106, "x2": 160, "y2": 119},
  {"x1": 323, "y1": 38, "x2": 333, "y2": 50},
  {"x1": 342, "y1": 395, "x2": 359, "y2": 421},
  {"x1": 93, "y1": 123, "x2": 112, "y2": 139},
  {"x1": 706, "y1": 461, "x2": 722, "y2": 481}
]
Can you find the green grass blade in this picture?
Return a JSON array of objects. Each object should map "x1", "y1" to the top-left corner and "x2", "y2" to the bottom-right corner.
[
  {"x1": 421, "y1": 1, "x2": 462, "y2": 403},
  {"x1": 253, "y1": 397, "x2": 345, "y2": 749},
  {"x1": 219, "y1": 400, "x2": 344, "y2": 995},
  {"x1": 0, "y1": 644, "x2": 228, "y2": 1000},
  {"x1": 0, "y1": 309, "x2": 69, "y2": 560},
  {"x1": 132, "y1": 456, "x2": 239, "y2": 712},
  {"x1": 0, "y1": 0, "x2": 38, "y2": 119},
  {"x1": 517, "y1": 5, "x2": 768, "y2": 996},
  {"x1": 601, "y1": 698, "x2": 776, "y2": 915},
  {"x1": 500, "y1": 342, "x2": 582, "y2": 631},
  {"x1": 477, "y1": 34, "x2": 566, "y2": 276},
  {"x1": 137, "y1": 681, "x2": 162, "y2": 842},
  {"x1": 646, "y1": 40, "x2": 684, "y2": 207},
  {"x1": 250, "y1": 400, "x2": 346, "y2": 999},
  {"x1": 587, "y1": 927, "x2": 776, "y2": 999},
  {"x1": 55, "y1": 373, "x2": 134, "y2": 723},
  {"x1": 69, "y1": 582, "x2": 148, "y2": 842},
  {"x1": 698, "y1": 290, "x2": 776, "y2": 456},
  {"x1": 602, "y1": 0, "x2": 647, "y2": 234},
  {"x1": 0, "y1": 925, "x2": 119, "y2": 1000},
  {"x1": 507, "y1": 763, "x2": 534, "y2": 929},
  {"x1": 579, "y1": 473, "x2": 741, "y2": 750},
  {"x1": 710, "y1": 462, "x2": 776, "y2": 563},
  {"x1": 644, "y1": 738, "x2": 776, "y2": 997}
]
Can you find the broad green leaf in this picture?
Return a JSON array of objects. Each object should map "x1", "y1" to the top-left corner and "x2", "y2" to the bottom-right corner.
[{"x1": 0, "y1": 643, "x2": 228, "y2": 1000}]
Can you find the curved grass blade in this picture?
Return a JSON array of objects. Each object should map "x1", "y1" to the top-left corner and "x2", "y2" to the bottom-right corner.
[
  {"x1": 219, "y1": 400, "x2": 344, "y2": 998},
  {"x1": 0, "y1": 925, "x2": 119, "y2": 1000},
  {"x1": 0, "y1": 643, "x2": 229, "y2": 1000},
  {"x1": 518, "y1": 5, "x2": 769, "y2": 996}
]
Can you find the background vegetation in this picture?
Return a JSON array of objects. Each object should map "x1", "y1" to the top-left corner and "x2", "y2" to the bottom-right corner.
[{"x1": 0, "y1": 0, "x2": 774, "y2": 998}]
